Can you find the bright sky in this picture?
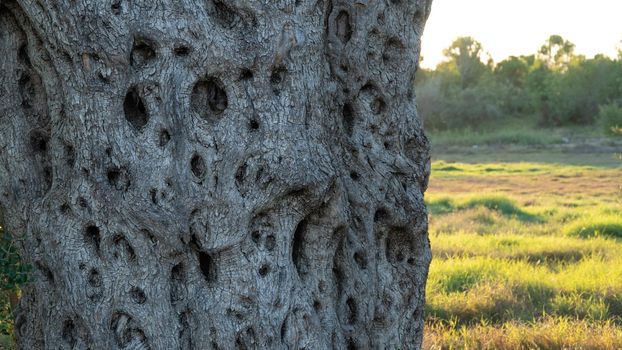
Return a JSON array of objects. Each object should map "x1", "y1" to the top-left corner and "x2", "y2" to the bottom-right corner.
[{"x1": 420, "y1": 0, "x2": 622, "y2": 68}]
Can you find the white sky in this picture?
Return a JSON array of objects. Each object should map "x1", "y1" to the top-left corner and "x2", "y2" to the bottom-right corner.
[{"x1": 420, "y1": 0, "x2": 622, "y2": 68}]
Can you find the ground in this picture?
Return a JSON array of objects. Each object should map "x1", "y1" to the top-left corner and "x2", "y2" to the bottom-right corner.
[{"x1": 423, "y1": 128, "x2": 622, "y2": 349}]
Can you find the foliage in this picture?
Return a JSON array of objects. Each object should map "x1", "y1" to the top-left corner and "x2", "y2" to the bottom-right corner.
[
  {"x1": 0, "y1": 225, "x2": 29, "y2": 341},
  {"x1": 417, "y1": 35, "x2": 622, "y2": 131},
  {"x1": 597, "y1": 102, "x2": 622, "y2": 135}
]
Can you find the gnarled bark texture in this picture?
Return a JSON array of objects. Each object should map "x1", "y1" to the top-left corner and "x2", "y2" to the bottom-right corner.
[{"x1": 0, "y1": 0, "x2": 432, "y2": 348}]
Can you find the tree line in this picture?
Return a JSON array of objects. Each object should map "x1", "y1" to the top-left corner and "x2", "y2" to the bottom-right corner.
[{"x1": 416, "y1": 35, "x2": 622, "y2": 134}]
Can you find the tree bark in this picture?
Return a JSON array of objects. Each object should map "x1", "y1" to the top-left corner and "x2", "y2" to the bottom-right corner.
[{"x1": 0, "y1": 0, "x2": 433, "y2": 348}]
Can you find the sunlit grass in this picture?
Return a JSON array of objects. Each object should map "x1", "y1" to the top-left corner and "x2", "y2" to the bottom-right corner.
[
  {"x1": 424, "y1": 155, "x2": 622, "y2": 349},
  {"x1": 424, "y1": 317, "x2": 622, "y2": 350}
]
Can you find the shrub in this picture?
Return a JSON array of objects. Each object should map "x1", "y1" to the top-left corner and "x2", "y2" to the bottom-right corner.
[{"x1": 597, "y1": 103, "x2": 622, "y2": 135}]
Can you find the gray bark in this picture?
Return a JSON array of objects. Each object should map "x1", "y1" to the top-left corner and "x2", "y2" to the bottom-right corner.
[{"x1": 0, "y1": 0, "x2": 433, "y2": 349}]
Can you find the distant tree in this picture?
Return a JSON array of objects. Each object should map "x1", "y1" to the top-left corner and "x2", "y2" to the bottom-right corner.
[
  {"x1": 442, "y1": 36, "x2": 490, "y2": 88},
  {"x1": 495, "y1": 56, "x2": 532, "y2": 87},
  {"x1": 539, "y1": 35, "x2": 575, "y2": 70}
]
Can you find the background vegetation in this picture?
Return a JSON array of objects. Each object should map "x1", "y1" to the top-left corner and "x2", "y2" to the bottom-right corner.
[{"x1": 417, "y1": 35, "x2": 622, "y2": 133}]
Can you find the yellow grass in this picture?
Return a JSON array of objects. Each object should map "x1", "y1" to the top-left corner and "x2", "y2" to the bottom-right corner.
[{"x1": 425, "y1": 153, "x2": 622, "y2": 349}]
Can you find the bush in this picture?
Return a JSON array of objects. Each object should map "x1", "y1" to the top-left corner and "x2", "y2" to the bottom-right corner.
[{"x1": 597, "y1": 103, "x2": 622, "y2": 135}]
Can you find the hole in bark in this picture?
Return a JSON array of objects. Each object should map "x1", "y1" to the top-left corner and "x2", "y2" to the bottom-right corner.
[
  {"x1": 158, "y1": 129, "x2": 171, "y2": 147},
  {"x1": 64, "y1": 143, "x2": 76, "y2": 167},
  {"x1": 110, "y1": 311, "x2": 148, "y2": 348},
  {"x1": 342, "y1": 102, "x2": 354, "y2": 136},
  {"x1": 383, "y1": 37, "x2": 405, "y2": 64},
  {"x1": 258, "y1": 264, "x2": 270, "y2": 277},
  {"x1": 179, "y1": 310, "x2": 193, "y2": 349},
  {"x1": 190, "y1": 154, "x2": 206, "y2": 179},
  {"x1": 43, "y1": 166, "x2": 53, "y2": 191},
  {"x1": 78, "y1": 197, "x2": 89, "y2": 209},
  {"x1": 335, "y1": 10, "x2": 352, "y2": 44},
  {"x1": 29, "y1": 130, "x2": 48, "y2": 153},
  {"x1": 170, "y1": 263, "x2": 186, "y2": 304},
  {"x1": 123, "y1": 86, "x2": 149, "y2": 130},
  {"x1": 188, "y1": 234, "x2": 204, "y2": 252},
  {"x1": 249, "y1": 117, "x2": 259, "y2": 130},
  {"x1": 149, "y1": 188, "x2": 158, "y2": 205},
  {"x1": 88, "y1": 268, "x2": 102, "y2": 287},
  {"x1": 371, "y1": 98, "x2": 387, "y2": 114},
  {"x1": 346, "y1": 297, "x2": 357, "y2": 324},
  {"x1": 191, "y1": 77, "x2": 228, "y2": 121},
  {"x1": 18, "y1": 73, "x2": 35, "y2": 108},
  {"x1": 197, "y1": 251, "x2": 216, "y2": 283},
  {"x1": 347, "y1": 338, "x2": 358, "y2": 350},
  {"x1": 235, "y1": 161, "x2": 247, "y2": 187},
  {"x1": 111, "y1": 0, "x2": 122, "y2": 15},
  {"x1": 270, "y1": 66, "x2": 286, "y2": 85},
  {"x1": 35, "y1": 261, "x2": 54, "y2": 284},
  {"x1": 209, "y1": 0, "x2": 255, "y2": 30},
  {"x1": 18, "y1": 43, "x2": 30, "y2": 65},
  {"x1": 60, "y1": 203, "x2": 71, "y2": 214},
  {"x1": 292, "y1": 219, "x2": 307, "y2": 278},
  {"x1": 270, "y1": 66, "x2": 287, "y2": 95},
  {"x1": 62, "y1": 319, "x2": 76, "y2": 347},
  {"x1": 265, "y1": 234, "x2": 276, "y2": 251},
  {"x1": 239, "y1": 68, "x2": 253, "y2": 80},
  {"x1": 385, "y1": 228, "x2": 414, "y2": 264},
  {"x1": 286, "y1": 187, "x2": 308, "y2": 198},
  {"x1": 313, "y1": 300, "x2": 321, "y2": 311},
  {"x1": 107, "y1": 167, "x2": 131, "y2": 191},
  {"x1": 251, "y1": 230, "x2": 261, "y2": 244},
  {"x1": 130, "y1": 287, "x2": 146, "y2": 304},
  {"x1": 349, "y1": 171, "x2": 359, "y2": 181},
  {"x1": 112, "y1": 234, "x2": 136, "y2": 262},
  {"x1": 174, "y1": 45, "x2": 191, "y2": 56},
  {"x1": 353, "y1": 251, "x2": 367, "y2": 269},
  {"x1": 130, "y1": 37, "x2": 156, "y2": 66},
  {"x1": 239, "y1": 327, "x2": 257, "y2": 350},
  {"x1": 361, "y1": 82, "x2": 377, "y2": 94},
  {"x1": 280, "y1": 316, "x2": 288, "y2": 342},
  {"x1": 374, "y1": 208, "x2": 389, "y2": 223},
  {"x1": 84, "y1": 224, "x2": 101, "y2": 256}
]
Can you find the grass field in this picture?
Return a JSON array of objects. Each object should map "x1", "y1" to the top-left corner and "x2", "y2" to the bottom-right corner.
[{"x1": 423, "y1": 146, "x2": 622, "y2": 349}]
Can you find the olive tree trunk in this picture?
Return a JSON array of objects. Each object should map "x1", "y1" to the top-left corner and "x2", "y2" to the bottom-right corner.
[{"x1": 0, "y1": 0, "x2": 433, "y2": 348}]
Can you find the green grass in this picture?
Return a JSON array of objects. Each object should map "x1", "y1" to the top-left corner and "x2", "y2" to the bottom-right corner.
[
  {"x1": 424, "y1": 146, "x2": 622, "y2": 349},
  {"x1": 429, "y1": 127, "x2": 565, "y2": 147},
  {"x1": 428, "y1": 195, "x2": 541, "y2": 222},
  {"x1": 563, "y1": 216, "x2": 622, "y2": 238}
]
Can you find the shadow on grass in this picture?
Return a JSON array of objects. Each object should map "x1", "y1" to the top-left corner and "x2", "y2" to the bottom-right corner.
[
  {"x1": 427, "y1": 195, "x2": 542, "y2": 223},
  {"x1": 427, "y1": 281, "x2": 622, "y2": 327},
  {"x1": 564, "y1": 220, "x2": 622, "y2": 239}
]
